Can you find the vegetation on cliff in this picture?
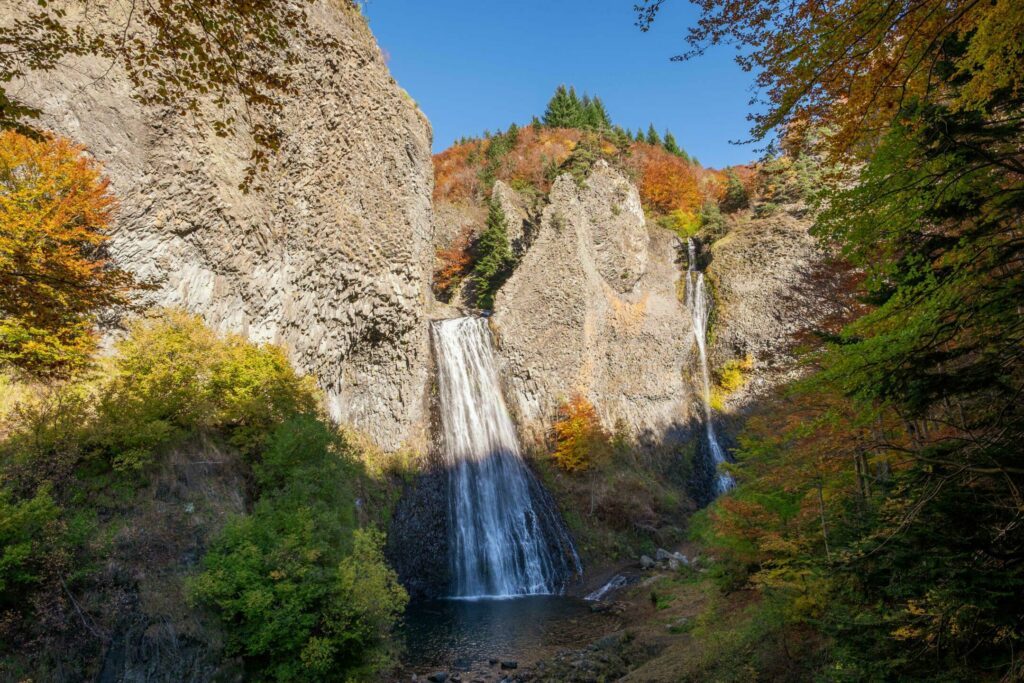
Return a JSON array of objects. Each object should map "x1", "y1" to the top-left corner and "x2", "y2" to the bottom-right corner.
[
  {"x1": 0, "y1": 312, "x2": 407, "y2": 680},
  {"x1": 634, "y1": 0, "x2": 1024, "y2": 679}
]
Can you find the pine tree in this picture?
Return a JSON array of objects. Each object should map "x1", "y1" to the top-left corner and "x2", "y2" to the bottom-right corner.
[
  {"x1": 663, "y1": 130, "x2": 681, "y2": 155},
  {"x1": 471, "y1": 199, "x2": 515, "y2": 310},
  {"x1": 646, "y1": 124, "x2": 661, "y2": 146},
  {"x1": 530, "y1": 115, "x2": 542, "y2": 129},
  {"x1": 635, "y1": 129, "x2": 646, "y2": 143},
  {"x1": 543, "y1": 85, "x2": 575, "y2": 128},
  {"x1": 567, "y1": 86, "x2": 584, "y2": 127},
  {"x1": 587, "y1": 96, "x2": 611, "y2": 130}
]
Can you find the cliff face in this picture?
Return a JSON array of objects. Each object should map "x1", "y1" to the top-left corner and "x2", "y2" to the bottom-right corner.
[
  {"x1": 491, "y1": 162, "x2": 696, "y2": 445},
  {"x1": 10, "y1": 0, "x2": 434, "y2": 450}
]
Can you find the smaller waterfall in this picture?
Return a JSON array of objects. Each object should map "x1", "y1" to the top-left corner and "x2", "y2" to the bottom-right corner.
[
  {"x1": 433, "y1": 317, "x2": 581, "y2": 598},
  {"x1": 685, "y1": 239, "x2": 735, "y2": 495}
]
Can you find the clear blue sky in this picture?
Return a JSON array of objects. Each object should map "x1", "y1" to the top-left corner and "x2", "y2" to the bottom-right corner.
[{"x1": 361, "y1": 1, "x2": 762, "y2": 169}]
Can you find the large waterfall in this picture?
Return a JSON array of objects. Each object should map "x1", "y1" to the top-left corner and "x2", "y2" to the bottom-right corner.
[
  {"x1": 685, "y1": 240, "x2": 735, "y2": 495},
  {"x1": 432, "y1": 317, "x2": 581, "y2": 598}
]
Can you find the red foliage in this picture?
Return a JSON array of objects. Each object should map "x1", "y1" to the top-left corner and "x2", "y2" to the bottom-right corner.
[{"x1": 433, "y1": 227, "x2": 474, "y2": 299}]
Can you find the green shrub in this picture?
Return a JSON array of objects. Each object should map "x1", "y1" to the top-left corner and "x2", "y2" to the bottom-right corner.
[
  {"x1": 0, "y1": 486, "x2": 59, "y2": 607},
  {"x1": 189, "y1": 415, "x2": 407, "y2": 681}
]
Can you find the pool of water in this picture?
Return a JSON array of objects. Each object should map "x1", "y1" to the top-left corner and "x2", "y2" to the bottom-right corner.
[{"x1": 401, "y1": 595, "x2": 612, "y2": 672}]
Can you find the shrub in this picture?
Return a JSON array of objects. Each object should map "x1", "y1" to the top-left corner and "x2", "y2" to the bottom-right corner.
[
  {"x1": 189, "y1": 415, "x2": 407, "y2": 681},
  {"x1": 551, "y1": 394, "x2": 611, "y2": 473},
  {"x1": 92, "y1": 310, "x2": 318, "y2": 469}
]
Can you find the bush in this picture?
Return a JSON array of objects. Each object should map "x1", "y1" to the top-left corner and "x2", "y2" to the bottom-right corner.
[
  {"x1": 189, "y1": 415, "x2": 407, "y2": 681},
  {"x1": 92, "y1": 310, "x2": 319, "y2": 469}
]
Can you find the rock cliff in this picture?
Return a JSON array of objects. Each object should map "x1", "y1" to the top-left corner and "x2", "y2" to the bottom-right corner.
[
  {"x1": 492, "y1": 162, "x2": 696, "y2": 445},
  {"x1": 9, "y1": 0, "x2": 434, "y2": 450}
]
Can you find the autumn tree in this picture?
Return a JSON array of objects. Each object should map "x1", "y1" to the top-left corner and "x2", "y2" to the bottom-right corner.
[
  {"x1": 551, "y1": 394, "x2": 611, "y2": 474},
  {"x1": 0, "y1": 131, "x2": 137, "y2": 377},
  {"x1": 640, "y1": 0, "x2": 1024, "y2": 677}
]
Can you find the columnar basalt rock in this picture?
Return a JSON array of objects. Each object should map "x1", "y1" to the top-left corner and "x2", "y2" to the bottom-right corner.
[
  {"x1": 9, "y1": 0, "x2": 434, "y2": 449},
  {"x1": 492, "y1": 162, "x2": 696, "y2": 445}
]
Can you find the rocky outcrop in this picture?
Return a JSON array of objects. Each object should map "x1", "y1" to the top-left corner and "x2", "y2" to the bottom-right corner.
[
  {"x1": 706, "y1": 204, "x2": 857, "y2": 410},
  {"x1": 9, "y1": 0, "x2": 433, "y2": 450},
  {"x1": 492, "y1": 162, "x2": 696, "y2": 445}
]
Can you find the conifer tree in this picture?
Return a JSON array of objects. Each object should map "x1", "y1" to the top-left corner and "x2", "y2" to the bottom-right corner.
[
  {"x1": 543, "y1": 85, "x2": 574, "y2": 127},
  {"x1": 720, "y1": 170, "x2": 749, "y2": 213},
  {"x1": 471, "y1": 199, "x2": 515, "y2": 310},
  {"x1": 635, "y1": 129, "x2": 646, "y2": 142},
  {"x1": 646, "y1": 124, "x2": 661, "y2": 146},
  {"x1": 663, "y1": 130, "x2": 681, "y2": 155}
]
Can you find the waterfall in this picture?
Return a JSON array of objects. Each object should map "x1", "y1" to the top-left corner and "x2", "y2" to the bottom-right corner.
[
  {"x1": 432, "y1": 317, "x2": 581, "y2": 598},
  {"x1": 685, "y1": 239, "x2": 735, "y2": 495}
]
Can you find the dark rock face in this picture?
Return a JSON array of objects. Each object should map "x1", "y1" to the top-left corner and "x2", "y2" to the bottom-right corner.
[{"x1": 387, "y1": 467, "x2": 452, "y2": 600}]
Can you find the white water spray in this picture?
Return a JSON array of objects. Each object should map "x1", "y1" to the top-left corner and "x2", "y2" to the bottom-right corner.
[
  {"x1": 433, "y1": 317, "x2": 581, "y2": 598},
  {"x1": 685, "y1": 240, "x2": 735, "y2": 495}
]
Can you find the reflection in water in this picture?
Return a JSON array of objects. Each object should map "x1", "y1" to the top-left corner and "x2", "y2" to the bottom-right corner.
[{"x1": 402, "y1": 596, "x2": 609, "y2": 671}]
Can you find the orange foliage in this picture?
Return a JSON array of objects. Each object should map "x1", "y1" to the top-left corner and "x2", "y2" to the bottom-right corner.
[
  {"x1": 0, "y1": 131, "x2": 138, "y2": 377},
  {"x1": 551, "y1": 393, "x2": 611, "y2": 473},
  {"x1": 628, "y1": 144, "x2": 702, "y2": 214},
  {"x1": 433, "y1": 127, "x2": 583, "y2": 203},
  {"x1": 433, "y1": 227, "x2": 474, "y2": 300}
]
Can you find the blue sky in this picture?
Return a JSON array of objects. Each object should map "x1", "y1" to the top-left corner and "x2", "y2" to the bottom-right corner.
[{"x1": 361, "y1": 1, "x2": 762, "y2": 169}]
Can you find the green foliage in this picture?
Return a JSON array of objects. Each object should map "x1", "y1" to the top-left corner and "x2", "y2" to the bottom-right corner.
[
  {"x1": 91, "y1": 310, "x2": 318, "y2": 470},
  {"x1": 719, "y1": 170, "x2": 749, "y2": 213},
  {"x1": 0, "y1": 311, "x2": 406, "y2": 679},
  {"x1": 189, "y1": 416, "x2": 407, "y2": 681},
  {"x1": 542, "y1": 85, "x2": 612, "y2": 131},
  {"x1": 470, "y1": 199, "x2": 515, "y2": 310},
  {"x1": 697, "y1": 201, "x2": 726, "y2": 240},
  {"x1": 0, "y1": 487, "x2": 58, "y2": 605},
  {"x1": 645, "y1": 123, "x2": 661, "y2": 146}
]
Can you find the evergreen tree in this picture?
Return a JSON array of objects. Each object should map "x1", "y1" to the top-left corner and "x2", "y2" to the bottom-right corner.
[
  {"x1": 471, "y1": 199, "x2": 515, "y2": 310},
  {"x1": 720, "y1": 170, "x2": 749, "y2": 213},
  {"x1": 663, "y1": 130, "x2": 681, "y2": 155},
  {"x1": 635, "y1": 129, "x2": 646, "y2": 142},
  {"x1": 543, "y1": 85, "x2": 575, "y2": 128},
  {"x1": 646, "y1": 124, "x2": 661, "y2": 146},
  {"x1": 589, "y1": 96, "x2": 611, "y2": 130},
  {"x1": 566, "y1": 86, "x2": 584, "y2": 127},
  {"x1": 530, "y1": 115, "x2": 542, "y2": 129}
]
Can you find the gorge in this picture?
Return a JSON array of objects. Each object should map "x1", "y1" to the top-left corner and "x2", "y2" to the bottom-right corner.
[{"x1": 5, "y1": 0, "x2": 1015, "y2": 680}]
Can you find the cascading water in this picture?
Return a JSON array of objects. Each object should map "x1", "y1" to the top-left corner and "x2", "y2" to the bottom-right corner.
[
  {"x1": 685, "y1": 239, "x2": 735, "y2": 495},
  {"x1": 432, "y1": 317, "x2": 581, "y2": 598}
]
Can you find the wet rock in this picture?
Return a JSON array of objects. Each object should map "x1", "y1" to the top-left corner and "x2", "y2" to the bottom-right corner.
[
  {"x1": 640, "y1": 555, "x2": 656, "y2": 570},
  {"x1": 501, "y1": 660, "x2": 518, "y2": 670},
  {"x1": 672, "y1": 551, "x2": 689, "y2": 565},
  {"x1": 668, "y1": 558, "x2": 681, "y2": 571},
  {"x1": 427, "y1": 672, "x2": 448, "y2": 683},
  {"x1": 655, "y1": 548, "x2": 672, "y2": 562},
  {"x1": 489, "y1": 658, "x2": 500, "y2": 666}
]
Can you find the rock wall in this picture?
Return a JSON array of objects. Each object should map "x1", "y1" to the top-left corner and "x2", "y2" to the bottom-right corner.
[
  {"x1": 706, "y1": 204, "x2": 857, "y2": 411},
  {"x1": 492, "y1": 162, "x2": 696, "y2": 445},
  {"x1": 8, "y1": 0, "x2": 433, "y2": 450}
]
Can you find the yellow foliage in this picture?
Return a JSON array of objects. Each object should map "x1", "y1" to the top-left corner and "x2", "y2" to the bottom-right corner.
[
  {"x1": 551, "y1": 393, "x2": 611, "y2": 473},
  {"x1": 0, "y1": 131, "x2": 138, "y2": 377}
]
